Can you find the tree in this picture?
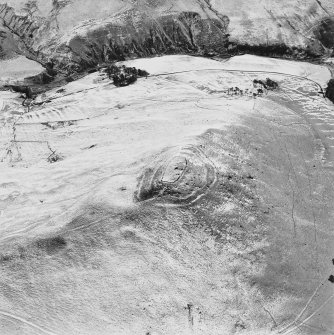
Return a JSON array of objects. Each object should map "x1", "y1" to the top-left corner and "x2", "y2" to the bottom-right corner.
[
  {"x1": 325, "y1": 79, "x2": 334, "y2": 103},
  {"x1": 22, "y1": 0, "x2": 39, "y2": 19},
  {"x1": 265, "y1": 78, "x2": 279, "y2": 90},
  {"x1": 103, "y1": 64, "x2": 149, "y2": 87}
]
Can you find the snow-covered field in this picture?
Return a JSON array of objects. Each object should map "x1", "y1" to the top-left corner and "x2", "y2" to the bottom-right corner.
[
  {"x1": 0, "y1": 55, "x2": 333, "y2": 335},
  {"x1": 0, "y1": 56, "x2": 43, "y2": 85},
  {"x1": 122, "y1": 54, "x2": 331, "y2": 87},
  {"x1": 219, "y1": 54, "x2": 331, "y2": 87},
  {"x1": 1, "y1": 56, "x2": 255, "y2": 238}
]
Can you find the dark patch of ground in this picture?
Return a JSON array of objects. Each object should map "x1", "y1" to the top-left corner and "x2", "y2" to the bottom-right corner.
[
  {"x1": 35, "y1": 236, "x2": 67, "y2": 255},
  {"x1": 315, "y1": 18, "x2": 334, "y2": 49}
]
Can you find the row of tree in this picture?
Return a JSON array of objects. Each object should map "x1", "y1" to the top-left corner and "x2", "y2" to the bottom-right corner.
[
  {"x1": 229, "y1": 43, "x2": 322, "y2": 60},
  {"x1": 325, "y1": 79, "x2": 334, "y2": 103},
  {"x1": 103, "y1": 65, "x2": 149, "y2": 87},
  {"x1": 253, "y1": 78, "x2": 279, "y2": 90}
]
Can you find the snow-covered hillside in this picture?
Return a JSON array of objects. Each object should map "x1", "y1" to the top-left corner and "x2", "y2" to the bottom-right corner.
[{"x1": 0, "y1": 55, "x2": 333, "y2": 334}]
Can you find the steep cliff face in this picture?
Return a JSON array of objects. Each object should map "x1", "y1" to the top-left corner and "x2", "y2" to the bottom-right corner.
[
  {"x1": 0, "y1": 0, "x2": 333, "y2": 70},
  {"x1": 57, "y1": 11, "x2": 229, "y2": 72},
  {"x1": 0, "y1": 3, "x2": 41, "y2": 61}
]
